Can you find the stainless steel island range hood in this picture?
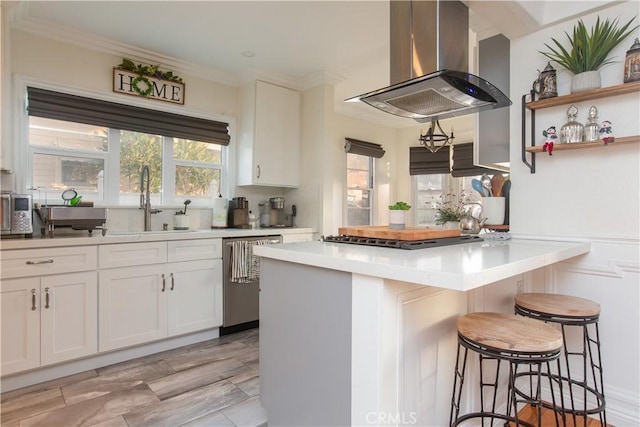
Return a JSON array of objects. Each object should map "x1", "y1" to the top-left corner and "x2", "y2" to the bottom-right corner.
[{"x1": 347, "y1": 0, "x2": 511, "y2": 122}]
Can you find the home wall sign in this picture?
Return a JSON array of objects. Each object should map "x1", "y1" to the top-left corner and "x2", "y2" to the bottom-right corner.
[{"x1": 113, "y1": 59, "x2": 185, "y2": 105}]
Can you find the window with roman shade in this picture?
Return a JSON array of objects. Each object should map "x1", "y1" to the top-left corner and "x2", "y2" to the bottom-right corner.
[
  {"x1": 25, "y1": 86, "x2": 227, "y2": 207},
  {"x1": 409, "y1": 146, "x2": 450, "y2": 175},
  {"x1": 27, "y1": 87, "x2": 230, "y2": 145},
  {"x1": 451, "y1": 143, "x2": 492, "y2": 177},
  {"x1": 344, "y1": 137, "x2": 382, "y2": 226}
]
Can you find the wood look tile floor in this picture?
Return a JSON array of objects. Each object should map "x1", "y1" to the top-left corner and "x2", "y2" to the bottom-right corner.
[{"x1": 0, "y1": 328, "x2": 266, "y2": 427}]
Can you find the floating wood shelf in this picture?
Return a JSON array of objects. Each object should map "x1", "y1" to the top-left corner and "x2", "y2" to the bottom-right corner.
[
  {"x1": 525, "y1": 135, "x2": 640, "y2": 153},
  {"x1": 526, "y1": 81, "x2": 640, "y2": 111},
  {"x1": 521, "y1": 82, "x2": 640, "y2": 173}
]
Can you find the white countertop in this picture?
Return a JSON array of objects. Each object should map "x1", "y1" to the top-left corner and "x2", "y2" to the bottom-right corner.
[
  {"x1": 253, "y1": 237, "x2": 591, "y2": 291},
  {"x1": 0, "y1": 227, "x2": 315, "y2": 250}
]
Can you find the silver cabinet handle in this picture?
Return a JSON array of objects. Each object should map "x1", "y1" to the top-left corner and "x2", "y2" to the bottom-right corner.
[
  {"x1": 257, "y1": 165, "x2": 261, "y2": 179},
  {"x1": 170, "y1": 273, "x2": 175, "y2": 291},
  {"x1": 161, "y1": 274, "x2": 166, "y2": 292},
  {"x1": 26, "y1": 259, "x2": 54, "y2": 265},
  {"x1": 45, "y1": 287, "x2": 50, "y2": 309},
  {"x1": 31, "y1": 289, "x2": 37, "y2": 311}
]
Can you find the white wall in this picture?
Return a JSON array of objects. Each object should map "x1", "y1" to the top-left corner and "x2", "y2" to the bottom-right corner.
[{"x1": 509, "y1": 2, "x2": 640, "y2": 424}]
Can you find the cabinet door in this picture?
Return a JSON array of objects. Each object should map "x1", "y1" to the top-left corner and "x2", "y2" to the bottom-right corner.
[
  {"x1": 40, "y1": 272, "x2": 98, "y2": 366},
  {"x1": 98, "y1": 265, "x2": 168, "y2": 351},
  {"x1": 254, "y1": 81, "x2": 301, "y2": 187},
  {"x1": 0, "y1": 277, "x2": 40, "y2": 375},
  {"x1": 167, "y1": 259, "x2": 223, "y2": 336}
]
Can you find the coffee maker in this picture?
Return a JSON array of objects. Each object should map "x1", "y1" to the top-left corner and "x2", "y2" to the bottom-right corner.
[
  {"x1": 228, "y1": 197, "x2": 250, "y2": 229},
  {"x1": 259, "y1": 197, "x2": 296, "y2": 228}
]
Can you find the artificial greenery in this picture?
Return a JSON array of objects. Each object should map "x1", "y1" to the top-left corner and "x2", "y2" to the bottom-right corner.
[
  {"x1": 434, "y1": 191, "x2": 469, "y2": 225},
  {"x1": 540, "y1": 17, "x2": 639, "y2": 74},
  {"x1": 388, "y1": 201, "x2": 411, "y2": 211},
  {"x1": 117, "y1": 58, "x2": 184, "y2": 83}
]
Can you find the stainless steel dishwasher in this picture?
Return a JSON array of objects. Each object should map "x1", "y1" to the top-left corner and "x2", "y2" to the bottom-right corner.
[{"x1": 220, "y1": 235, "x2": 282, "y2": 335}]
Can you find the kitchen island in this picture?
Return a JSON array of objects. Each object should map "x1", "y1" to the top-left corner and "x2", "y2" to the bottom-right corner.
[{"x1": 254, "y1": 237, "x2": 590, "y2": 426}]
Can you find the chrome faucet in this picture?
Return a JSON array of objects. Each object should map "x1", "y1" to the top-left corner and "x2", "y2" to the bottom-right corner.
[{"x1": 139, "y1": 165, "x2": 161, "y2": 231}]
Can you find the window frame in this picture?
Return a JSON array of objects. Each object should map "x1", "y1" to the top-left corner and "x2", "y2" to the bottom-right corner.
[
  {"x1": 345, "y1": 152, "x2": 375, "y2": 226},
  {"x1": 16, "y1": 76, "x2": 232, "y2": 207}
]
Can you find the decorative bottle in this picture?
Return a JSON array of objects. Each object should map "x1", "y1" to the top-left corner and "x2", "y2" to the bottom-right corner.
[
  {"x1": 560, "y1": 105, "x2": 584, "y2": 144},
  {"x1": 583, "y1": 106, "x2": 600, "y2": 142}
]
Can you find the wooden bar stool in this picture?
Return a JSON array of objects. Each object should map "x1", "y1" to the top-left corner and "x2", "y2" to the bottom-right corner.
[
  {"x1": 449, "y1": 312, "x2": 565, "y2": 427},
  {"x1": 515, "y1": 293, "x2": 606, "y2": 426}
]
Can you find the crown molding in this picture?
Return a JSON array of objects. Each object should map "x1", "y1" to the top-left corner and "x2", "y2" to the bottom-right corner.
[
  {"x1": 11, "y1": 15, "x2": 240, "y2": 87},
  {"x1": 298, "y1": 71, "x2": 345, "y2": 91}
]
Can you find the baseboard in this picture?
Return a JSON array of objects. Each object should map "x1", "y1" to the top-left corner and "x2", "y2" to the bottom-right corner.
[{"x1": 0, "y1": 328, "x2": 220, "y2": 393}]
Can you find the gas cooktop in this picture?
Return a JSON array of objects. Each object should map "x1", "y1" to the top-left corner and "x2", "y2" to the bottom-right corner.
[{"x1": 322, "y1": 234, "x2": 483, "y2": 250}]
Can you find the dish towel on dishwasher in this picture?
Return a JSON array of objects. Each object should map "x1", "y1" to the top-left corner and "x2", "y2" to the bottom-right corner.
[{"x1": 230, "y1": 239, "x2": 271, "y2": 283}]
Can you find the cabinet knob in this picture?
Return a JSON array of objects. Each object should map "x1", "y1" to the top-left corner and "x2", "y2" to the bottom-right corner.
[
  {"x1": 31, "y1": 289, "x2": 37, "y2": 311},
  {"x1": 257, "y1": 165, "x2": 261, "y2": 179},
  {"x1": 44, "y1": 287, "x2": 50, "y2": 309},
  {"x1": 161, "y1": 274, "x2": 166, "y2": 292},
  {"x1": 170, "y1": 273, "x2": 175, "y2": 291}
]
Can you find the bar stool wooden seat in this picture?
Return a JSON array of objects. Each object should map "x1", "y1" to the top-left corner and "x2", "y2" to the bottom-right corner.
[
  {"x1": 449, "y1": 312, "x2": 565, "y2": 427},
  {"x1": 515, "y1": 293, "x2": 606, "y2": 426}
]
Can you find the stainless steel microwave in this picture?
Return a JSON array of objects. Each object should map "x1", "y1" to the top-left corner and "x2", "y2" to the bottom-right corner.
[{"x1": 1, "y1": 193, "x2": 33, "y2": 236}]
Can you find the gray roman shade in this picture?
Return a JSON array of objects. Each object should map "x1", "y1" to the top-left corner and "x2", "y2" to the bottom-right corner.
[
  {"x1": 409, "y1": 146, "x2": 450, "y2": 175},
  {"x1": 451, "y1": 143, "x2": 491, "y2": 177},
  {"x1": 27, "y1": 86, "x2": 230, "y2": 145},
  {"x1": 344, "y1": 138, "x2": 385, "y2": 158}
]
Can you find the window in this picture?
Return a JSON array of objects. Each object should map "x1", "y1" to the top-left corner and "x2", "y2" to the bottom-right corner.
[
  {"x1": 26, "y1": 87, "x2": 228, "y2": 206},
  {"x1": 413, "y1": 174, "x2": 482, "y2": 226},
  {"x1": 346, "y1": 153, "x2": 374, "y2": 226}
]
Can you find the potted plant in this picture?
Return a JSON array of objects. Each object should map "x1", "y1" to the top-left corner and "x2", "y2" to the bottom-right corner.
[
  {"x1": 434, "y1": 191, "x2": 468, "y2": 229},
  {"x1": 388, "y1": 201, "x2": 411, "y2": 230},
  {"x1": 540, "y1": 16, "x2": 639, "y2": 93}
]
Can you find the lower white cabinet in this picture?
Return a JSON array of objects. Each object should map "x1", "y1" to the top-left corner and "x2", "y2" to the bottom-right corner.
[
  {"x1": 0, "y1": 272, "x2": 98, "y2": 376},
  {"x1": 98, "y1": 259, "x2": 222, "y2": 352}
]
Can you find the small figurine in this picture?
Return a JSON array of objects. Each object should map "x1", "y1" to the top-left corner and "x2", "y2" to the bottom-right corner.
[
  {"x1": 599, "y1": 120, "x2": 615, "y2": 145},
  {"x1": 542, "y1": 126, "x2": 557, "y2": 155}
]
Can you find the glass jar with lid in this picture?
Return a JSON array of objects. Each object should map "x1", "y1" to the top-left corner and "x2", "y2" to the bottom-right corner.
[
  {"x1": 560, "y1": 105, "x2": 584, "y2": 143},
  {"x1": 583, "y1": 105, "x2": 600, "y2": 142}
]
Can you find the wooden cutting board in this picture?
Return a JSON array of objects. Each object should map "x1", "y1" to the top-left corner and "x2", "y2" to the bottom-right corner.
[{"x1": 337, "y1": 226, "x2": 460, "y2": 241}]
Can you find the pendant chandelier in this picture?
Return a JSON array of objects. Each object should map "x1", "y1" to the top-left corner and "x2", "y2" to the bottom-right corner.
[{"x1": 419, "y1": 119, "x2": 454, "y2": 153}]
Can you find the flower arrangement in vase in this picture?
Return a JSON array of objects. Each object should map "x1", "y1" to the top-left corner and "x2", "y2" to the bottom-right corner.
[
  {"x1": 434, "y1": 191, "x2": 469, "y2": 229},
  {"x1": 539, "y1": 16, "x2": 638, "y2": 93},
  {"x1": 388, "y1": 201, "x2": 411, "y2": 230}
]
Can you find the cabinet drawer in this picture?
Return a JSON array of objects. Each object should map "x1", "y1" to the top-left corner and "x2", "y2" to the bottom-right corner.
[
  {"x1": 1, "y1": 246, "x2": 97, "y2": 280},
  {"x1": 99, "y1": 242, "x2": 167, "y2": 269},
  {"x1": 168, "y1": 239, "x2": 222, "y2": 262}
]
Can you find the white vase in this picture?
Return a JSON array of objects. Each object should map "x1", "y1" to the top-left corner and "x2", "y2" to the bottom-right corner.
[
  {"x1": 571, "y1": 71, "x2": 601, "y2": 93},
  {"x1": 443, "y1": 221, "x2": 460, "y2": 230},
  {"x1": 389, "y1": 210, "x2": 406, "y2": 229}
]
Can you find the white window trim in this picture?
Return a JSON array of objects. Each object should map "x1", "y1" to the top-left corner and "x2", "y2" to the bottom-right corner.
[
  {"x1": 345, "y1": 153, "x2": 375, "y2": 226},
  {"x1": 14, "y1": 75, "x2": 234, "y2": 205}
]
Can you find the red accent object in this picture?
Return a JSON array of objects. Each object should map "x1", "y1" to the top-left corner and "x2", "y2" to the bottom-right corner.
[{"x1": 542, "y1": 141, "x2": 554, "y2": 155}]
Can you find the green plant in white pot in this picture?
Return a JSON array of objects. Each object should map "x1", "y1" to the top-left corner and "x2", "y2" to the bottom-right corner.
[
  {"x1": 540, "y1": 16, "x2": 639, "y2": 93},
  {"x1": 388, "y1": 201, "x2": 411, "y2": 230}
]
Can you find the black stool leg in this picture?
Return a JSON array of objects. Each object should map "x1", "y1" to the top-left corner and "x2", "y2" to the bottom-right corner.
[
  {"x1": 450, "y1": 342, "x2": 468, "y2": 427},
  {"x1": 586, "y1": 322, "x2": 606, "y2": 426}
]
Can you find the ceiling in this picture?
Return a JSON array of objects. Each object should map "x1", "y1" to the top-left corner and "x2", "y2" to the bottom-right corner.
[{"x1": 7, "y1": 1, "x2": 613, "y2": 129}]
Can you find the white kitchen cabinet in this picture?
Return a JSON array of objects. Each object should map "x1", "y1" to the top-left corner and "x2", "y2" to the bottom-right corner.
[
  {"x1": 238, "y1": 80, "x2": 301, "y2": 187},
  {"x1": 0, "y1": 272, "x2": 98, "y2": 376},
  {"x1": 167, "y1": 259, "x2": 223, "y2": 336},
  {"x1": 0, "y1": 246, "x2": 98, "y2": 376},
  {"x1": 98, "y1": 239, "x2": 223, "y2": 352}
]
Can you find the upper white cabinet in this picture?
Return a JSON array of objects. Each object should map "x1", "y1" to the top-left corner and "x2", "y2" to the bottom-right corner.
[{"x1": 238, "y1": 80, "x2": 301, "y2": 187}]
